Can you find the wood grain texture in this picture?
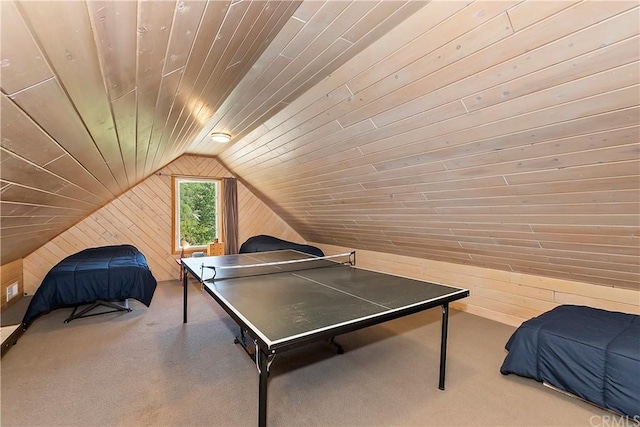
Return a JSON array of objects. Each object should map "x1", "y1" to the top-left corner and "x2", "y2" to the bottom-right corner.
[
  {"x1": 1, "y1": 0, "x2": 304, "y2": 263},
  {"x1": 0, "y1": 0, "x2": 53, "y2": 95},
  {"x1": 315, "y1": 243, "x2": 640, "y2": 327},
  {"x1": 1, "y1": 1, "x2": 639, "y2": 315},
  {"x1": 0, "y1": 259, "x2": 23, "y2": 312},
  {"x1": 218, "y1": 2, "x2": 640, "y2": 291},
  {"x1": 22, "y1": 155, "x2": 303, "y2": 293}
]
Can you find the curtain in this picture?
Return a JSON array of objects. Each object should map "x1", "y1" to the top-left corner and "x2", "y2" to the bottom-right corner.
[{"x1": 222, "y1": 177, "x2": 239, "y2": 254}]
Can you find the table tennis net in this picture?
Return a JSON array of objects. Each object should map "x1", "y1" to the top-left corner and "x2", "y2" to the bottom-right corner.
[{"x1": 203, "y1": 251, "x2": 355, "y2": 281}]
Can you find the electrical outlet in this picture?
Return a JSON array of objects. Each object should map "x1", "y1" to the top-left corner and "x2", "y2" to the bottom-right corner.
[{"x1": 6, "y1": 282, "x2": 18, "y2": 302}]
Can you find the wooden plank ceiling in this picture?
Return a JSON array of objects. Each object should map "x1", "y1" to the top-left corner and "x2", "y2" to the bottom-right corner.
[{"x1": 1, "y1": 1, "x2": 639, "y2": 290}]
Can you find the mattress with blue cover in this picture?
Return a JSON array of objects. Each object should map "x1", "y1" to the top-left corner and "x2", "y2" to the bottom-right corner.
[
  {"x1": 239, "y1": 235, "x2": 324, "y2": 257},
  {"x1": 22, "y1": 245, "x2": 157, "y2": 327},
  {"x1": 500, "y1": 305, "x2": 640, "y2": 417}
]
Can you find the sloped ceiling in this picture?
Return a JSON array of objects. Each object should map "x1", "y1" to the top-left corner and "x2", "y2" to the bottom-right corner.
[{"x1": 1, "y1": 1, "x2": 639, "y2": 290}]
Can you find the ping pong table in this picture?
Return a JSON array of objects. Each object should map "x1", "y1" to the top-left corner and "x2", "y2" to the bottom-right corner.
[{"x1": 182, "y1": 250, "x2": 469, "y2": 426}]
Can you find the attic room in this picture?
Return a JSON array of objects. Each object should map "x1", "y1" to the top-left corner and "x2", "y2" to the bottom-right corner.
[{"x1": 1, "y1": 0, "x2": 638, "y2": 425}]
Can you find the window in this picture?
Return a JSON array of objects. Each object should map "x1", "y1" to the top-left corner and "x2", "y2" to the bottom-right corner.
[{"x1": 172, "y1": 177, "x2": 220, "y2": 253}]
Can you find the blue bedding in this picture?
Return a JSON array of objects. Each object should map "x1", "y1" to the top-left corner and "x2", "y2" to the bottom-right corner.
[
  {"x1": 22, "y1": 245, "x2": 157, "y2": 327},
  {"x1": 500, "y1": 305, "x2": 640, "y2": 417},
  {"x1": 239, "y1": 235, "x2": 324, "y2": 257}
]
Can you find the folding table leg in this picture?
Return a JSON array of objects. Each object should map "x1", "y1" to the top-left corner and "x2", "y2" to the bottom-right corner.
[
  {"x1": 182, "y1": 267, "x2": 188, "y2": 323},
  {"x1": 257, "y1": 348, "x2": 269, "y2": 427},
  {"x1": 439, "y1": 303, "x2": 449, "y2": 390}
]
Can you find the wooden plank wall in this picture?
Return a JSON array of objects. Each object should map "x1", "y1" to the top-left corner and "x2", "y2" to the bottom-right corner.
[
  {"x1": 1, "y1": 0, "x2": 303, "y2": 265},
  {"x1": 315, "y1": 243, "x2": 640, "y2": 327},
  {"x1": 218, "y1": 2, "x2": 640, "y2": 292},
  {"x1": 0, "y1": 259, "x2": 23, "y2": 312},
  {"x1": 22, "y1": 155, "x2": 302, "y2": 294}
]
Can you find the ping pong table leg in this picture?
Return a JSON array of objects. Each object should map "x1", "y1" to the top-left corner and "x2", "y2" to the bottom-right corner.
[
  {"x1": 439, "y1": 303, "x2": 449, "y2": 390},
  {"x1": 257, "y1": 348, "x2": 269, "y2": 427},
  {"x1": 182, "y1": 267, "x2": 188, "y2": 324}
]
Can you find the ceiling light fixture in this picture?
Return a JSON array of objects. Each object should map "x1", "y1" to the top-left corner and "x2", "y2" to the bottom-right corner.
[{"x1": 210, "y1": 132, "x2": 231, "y2": 143}]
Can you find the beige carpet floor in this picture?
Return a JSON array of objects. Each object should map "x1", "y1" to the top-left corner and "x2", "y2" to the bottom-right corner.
[{"x1": 1, "y1": 279, "x2": 614, "y2": 426}]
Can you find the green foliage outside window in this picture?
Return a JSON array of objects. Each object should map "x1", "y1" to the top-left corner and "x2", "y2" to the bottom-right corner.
[{"x1": 179, "y1": 181, "x2": 217, "y2": 246}]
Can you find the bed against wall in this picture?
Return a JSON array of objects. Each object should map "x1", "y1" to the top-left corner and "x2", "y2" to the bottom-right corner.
[
  {"x1": 22, "y1": 245, "x2": 157, "y2": 327},
  {"x1": 239, "y1": 235, "x2": 324, "y2": 257},
  {"x1": 500, "y1": 305, "x2": 640, "y2": 418}
]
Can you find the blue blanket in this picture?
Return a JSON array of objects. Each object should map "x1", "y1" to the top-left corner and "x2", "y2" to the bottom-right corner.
[
  {"x1": 500, "y1": 305, "x2": 640, "y2": 417},
  {"x1": 23, "y1": 245, "x2": 157, "y2": 327},
  {"x1": 239, "y1": 235, "x2": 324, "y2": 257}
]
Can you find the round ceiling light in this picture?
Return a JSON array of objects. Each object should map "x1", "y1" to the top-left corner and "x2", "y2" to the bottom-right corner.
[{"x1": 210, "y1": 132, "x2": 231, "y2": 143}]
